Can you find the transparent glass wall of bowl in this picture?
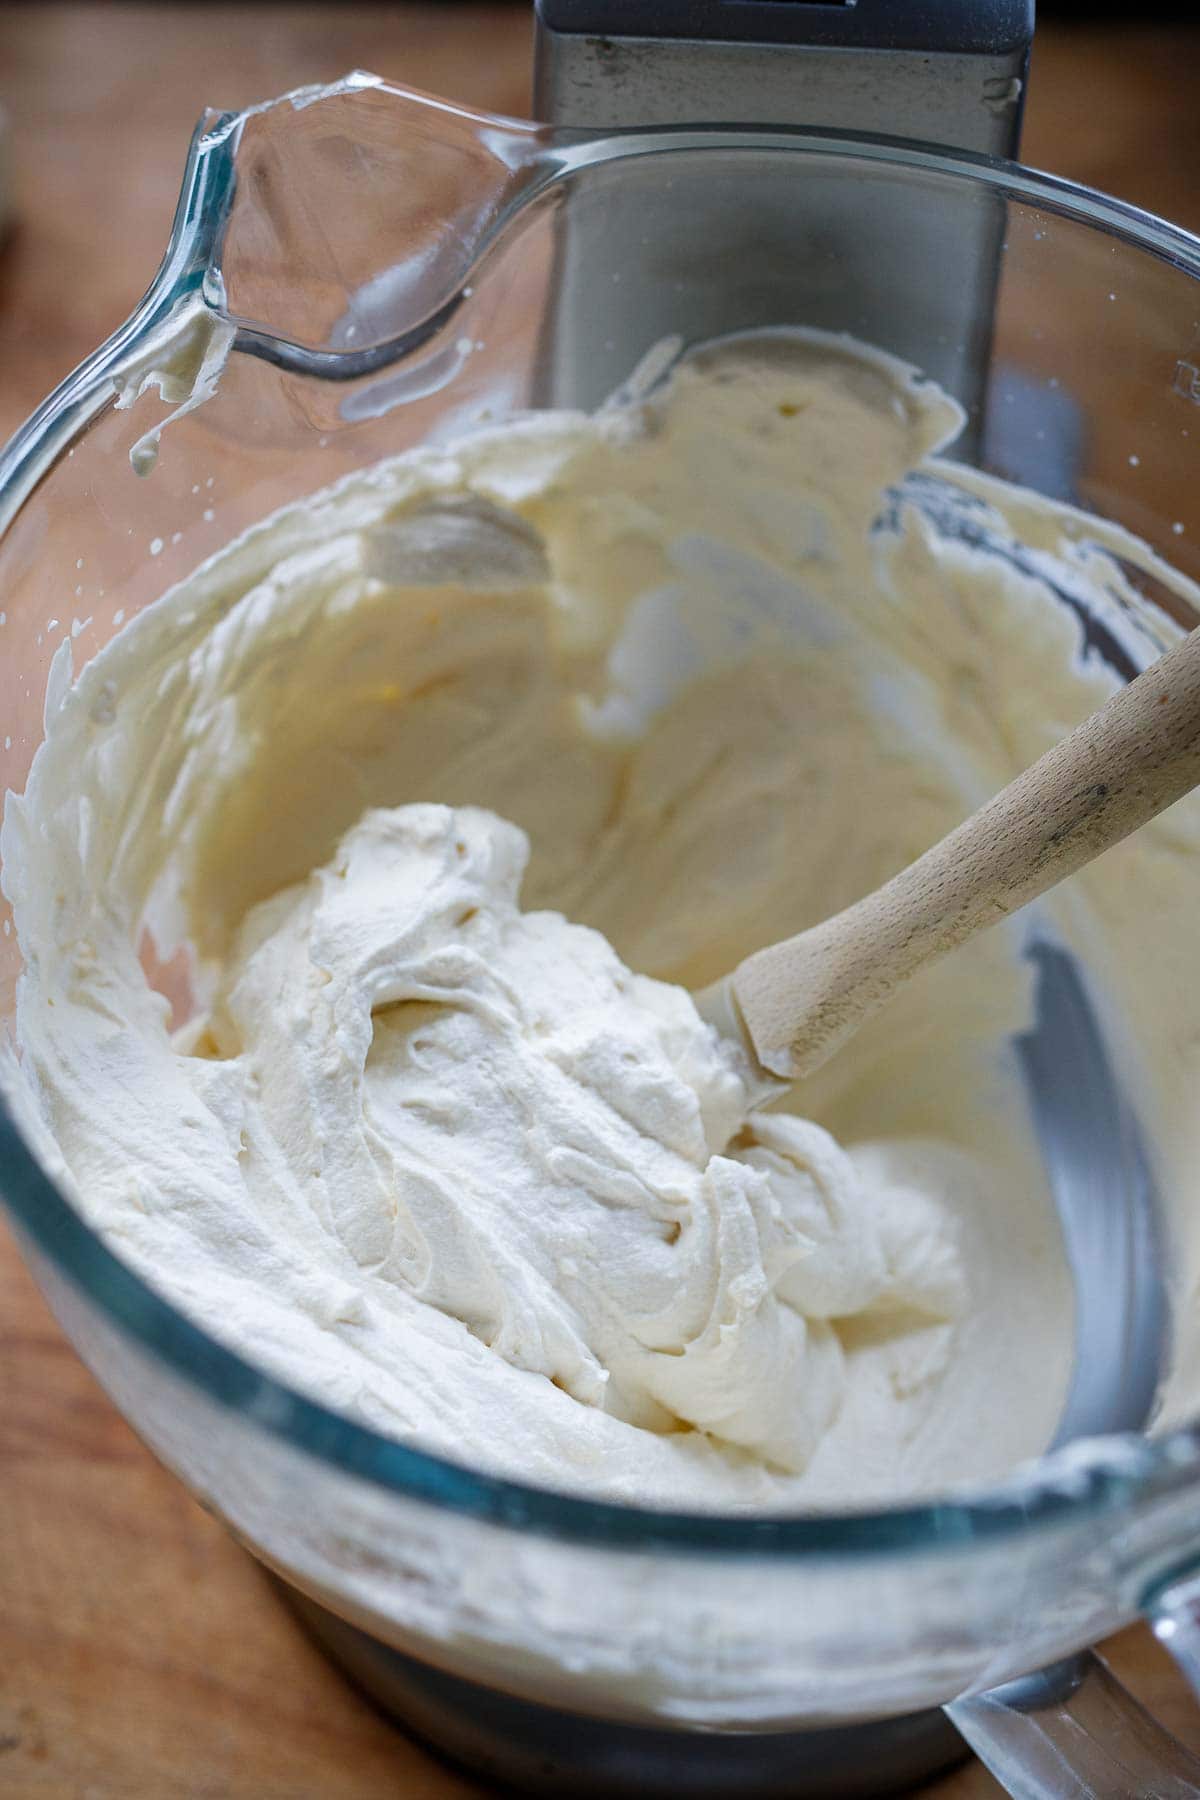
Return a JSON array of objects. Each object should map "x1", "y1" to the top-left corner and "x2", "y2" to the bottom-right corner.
[
  {"x1": 0, "y1": 174, "x2": 562, "y2": 1014},
  {"x1": 5, "y1": 81, "x2": 1200, "y2": 1754},
  {"x1": 13, "y1": 1216, "x2": 1200, "y2": 1735},
  {"x1": 985, "y1": 198, "x2": 1200, "y2": 595}
]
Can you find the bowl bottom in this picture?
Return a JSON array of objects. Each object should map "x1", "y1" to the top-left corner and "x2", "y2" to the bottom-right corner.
[{"x1": 277, "y1": 1579, "x2": 969, "y2": 1799}]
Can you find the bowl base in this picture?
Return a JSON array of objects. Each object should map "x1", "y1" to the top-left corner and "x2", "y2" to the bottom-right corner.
[{"x1": 277, "y1": 1580, "x2": 970, "y2": 1799}]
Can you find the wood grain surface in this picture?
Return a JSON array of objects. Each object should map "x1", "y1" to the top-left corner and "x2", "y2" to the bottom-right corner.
[{"x1": 3, "y1": 10, "x2": 1200, "y2": 1798}]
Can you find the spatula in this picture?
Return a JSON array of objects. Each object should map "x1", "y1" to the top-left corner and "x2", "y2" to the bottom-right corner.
[{"x1": 697, "y1": 627, "x2": 1200, "y2": 1093}]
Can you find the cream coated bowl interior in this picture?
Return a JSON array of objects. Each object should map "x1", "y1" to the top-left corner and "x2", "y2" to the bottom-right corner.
[{"x1": 5, "y1": 77, "x2": 1200, "y2": 1800}]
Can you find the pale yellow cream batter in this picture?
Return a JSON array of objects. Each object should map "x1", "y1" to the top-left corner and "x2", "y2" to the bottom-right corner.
[{"x1": 6, "y1": 331, "x2": 1199, "y2": 1509}]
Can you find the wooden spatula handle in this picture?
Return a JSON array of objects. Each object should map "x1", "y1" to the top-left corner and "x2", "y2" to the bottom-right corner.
[{"x1": 732, "y1": 627, "x2": 1200, "y2": 1081}]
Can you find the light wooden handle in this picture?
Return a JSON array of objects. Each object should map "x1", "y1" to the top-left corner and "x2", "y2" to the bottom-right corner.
[{"x1": 731, "y1": 627, "x2": 1200, "y2": 1081}]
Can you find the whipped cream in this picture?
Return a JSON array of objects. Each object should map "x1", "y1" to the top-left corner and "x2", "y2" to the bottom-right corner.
[{"x1": 7, "y1": 330, "x2": 1198, "y2": 1509}]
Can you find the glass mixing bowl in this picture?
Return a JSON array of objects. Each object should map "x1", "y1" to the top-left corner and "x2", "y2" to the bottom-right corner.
[{"x1": 5, "y1": 77, "x2": 1200, "y2": 1800}]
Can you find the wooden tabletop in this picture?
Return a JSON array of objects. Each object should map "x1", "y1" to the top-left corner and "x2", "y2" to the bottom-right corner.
[{"x1": 4, "y1": 9, "x2": 1200, "y2": 1796}]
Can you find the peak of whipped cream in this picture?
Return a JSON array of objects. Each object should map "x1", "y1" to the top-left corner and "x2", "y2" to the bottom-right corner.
[{"x1": 181, "y1": 798, "x2": 959, "y2": 1475}]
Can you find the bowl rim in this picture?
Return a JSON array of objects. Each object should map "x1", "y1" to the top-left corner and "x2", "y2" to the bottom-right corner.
[{"x1": 4, "y1": 80, "x2": 1200, "y2": 1560}]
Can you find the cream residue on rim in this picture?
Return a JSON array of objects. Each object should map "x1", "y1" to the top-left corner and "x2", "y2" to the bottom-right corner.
[{"x1": 6, "y1": 330, "x2": 1199, "y2": 1510}]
